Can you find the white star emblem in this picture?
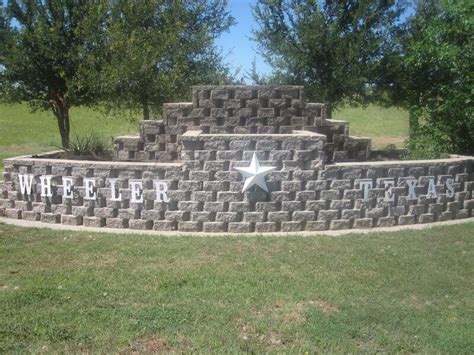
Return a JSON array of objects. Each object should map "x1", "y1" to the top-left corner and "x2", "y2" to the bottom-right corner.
[{"x1": 234, "y1": 153, "x2": 276, "y2": 192}]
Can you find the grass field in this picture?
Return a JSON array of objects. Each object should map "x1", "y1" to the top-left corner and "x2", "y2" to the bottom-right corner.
[
  {"x1": 0, "y1": 104, "x2": 138, "y2": 172},
  {"x1": 0, "y1": 103, "x2": 409, "y2": 172},
  {"x1": 1, "y1": 222, "x2": 473, "y2": 352}
]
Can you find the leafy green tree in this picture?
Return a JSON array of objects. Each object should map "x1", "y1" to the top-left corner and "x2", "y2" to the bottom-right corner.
[
  {"x1": 379, "y1": 0, "x2": 473, "y2": 155},
  {"x1": 252, "y1": 0, "x2": 406, "y2": 116},
  {"x1": 101, "y1": 0, "x2": 235, "y2": 120},
  {"x1": 0, "y1": 0, "x2": 108, "y2": 148}
]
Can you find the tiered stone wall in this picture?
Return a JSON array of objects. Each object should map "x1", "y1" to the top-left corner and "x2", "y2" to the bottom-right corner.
[
  {"x1": 114, "y1": 85, "x2": 370, "y2": 163},
  {"x1": 2, "y1": 153, "x2": 472, "y2": 233}
]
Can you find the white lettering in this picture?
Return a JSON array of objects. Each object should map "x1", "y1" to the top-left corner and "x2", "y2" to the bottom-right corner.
[
  {"x1": 39, "y1": 176, "x2": 53, "y2": 197},
  {"x1": 109, "y1": 179, "x2": 122, "y2": 201},
  {"x1": 426, "y1": 178, "x2": 437, "y2": 198},
  {"x1": 406, "y1": 179, "x2": 417, "y2": 200},
  {"x1": 130, "y1": 181, "x2": 143, "y2": 203},
  {"x1": 360, "y1": 180, "x2": 373, "y2": 200},
  {"x1": 62, "y1": 177, "x2": 74, "y2": 199},
  {"x1": 18, "y1": 174, "x2": 34, "y2": 195},
  {"x1": 446, "y1": 178, "x2": 455, "y2": 198},
  {"x1": 84, "y1": 178, "x2": 96, "y2": 200},
  {"x1": 383, "y1": 179, "x2": 395, "y2": 202},
  {"x1": 154, "y1": 180, "x2": 170, "y2": 203}
]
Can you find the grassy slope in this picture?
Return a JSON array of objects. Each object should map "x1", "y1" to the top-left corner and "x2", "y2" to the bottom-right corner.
[
  {"x1": 333, "y1": 104, "x2": 409, "y2": 148},
  {"x1": 0, "y1": 103, "x2": 408, "y2": 170},
  {"x1": 0, "y1": 104, "x2": 138, "y2": 171},
  {"x1": 1, "y1": 222, "x2": 473, "y2": 353}
]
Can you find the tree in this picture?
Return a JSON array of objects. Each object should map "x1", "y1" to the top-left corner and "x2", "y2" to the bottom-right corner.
[
  {"x1": 379, "y1": 0, "x2": 474, "y2": 155},
  {"x1": 0, "y1": 0, "x2": 108, "y2": 148},
  {"x1": 252, "y1": 0, "x2": 406, "y2": 116},
  {"x1": 101, "y1": 0, "x2": 235, "y2": 120}
]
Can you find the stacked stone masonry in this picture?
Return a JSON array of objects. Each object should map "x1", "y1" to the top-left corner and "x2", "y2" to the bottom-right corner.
[
  {"x1": 1, "y1": 154, "x2": 473, "y2": 233},
  {"x1": 2, "y1": 85, "x2": 473, "y2": 233},
  {"x1": 114, "y1": 85, "x2": 371, "y2": 163}
]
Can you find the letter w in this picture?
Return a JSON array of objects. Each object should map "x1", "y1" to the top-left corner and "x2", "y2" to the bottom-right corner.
[{"x1": 18, "y1": 174, "x2": 34, "y2": 195}]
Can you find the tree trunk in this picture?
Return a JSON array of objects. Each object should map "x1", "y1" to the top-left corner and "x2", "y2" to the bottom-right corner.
[
  {"x1": 325, "y1": 102, "x2": 333, "y2": 119},
  {"x1": 50, "y1": 98, "x2": 70, "y2": 149},
  {"x1": 142, "y1": 99, "x2": 150, "y2": 121},
  {"x1": 408, "y1": 109, "x2": 418, "y2": 140}
]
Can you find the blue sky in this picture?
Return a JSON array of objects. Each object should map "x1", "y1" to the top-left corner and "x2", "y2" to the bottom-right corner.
[{"x1": 215, "y1": 0, "x2": 272, "y2": 80}]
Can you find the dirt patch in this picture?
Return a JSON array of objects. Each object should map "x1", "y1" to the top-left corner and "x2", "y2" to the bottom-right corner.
[
  {"x1": 122, "y1": 335, "x2": 171, "y2": 354},
  {"x1": 303, "y1": 300, "x2": 339, "y2": 314},
  {"x1": 239, "y1": 324, "x2": 282, "y2": 347}
]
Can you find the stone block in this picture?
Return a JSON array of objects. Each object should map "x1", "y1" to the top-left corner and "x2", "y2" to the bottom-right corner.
[
  {"x1": 164, "y1": 211, "x2": 189, "y2": 222},
  {"x1": 341, "y1": 209, "x2": 361, "y2": 220},
  {"x1": 282, "y1": 201, "x2": 303, "y2": 211},
  {"x1": 105, "y1": 218, "x2": 128, "y2": 228},
  {"x1": 366, "y1": 207, "x2": 384, "y2": 219},
  {"x1": 318, "y1": 210, "x2": 339, "y2": 221},
  {"x1": 41, "y1": 213, "x2": 60, "y2": 224},
  {"x1": 228, "y1": 222, "x2": 252, "y2": 233},
  {"x1": 255, "y1": 222, "x2": 277, "y2": 233},
  {"x1": 330, "y1": 199, "x2": 352, "y2": 209},
  {"x1": 255, "y1": 202, "x2": 278, "y2": 212},
  {"x1": 243, "y1": 212, "x2": 265, "y2": 222},
  {"x1": 153, "y1": 221, "x2": 176, "y2": 231},
  {"x1": 22, "y1": 211, "x2": 40, "y2": 221},
  {"x1": 305, "y1": 221, "x2": 328, "y2": 231},
  {"x1": 456, "y1": 209, "x2": 469, "y2": 219},
  {"x1": 178, "y1": 201, "x2": 201, "y2": 212},
  {"x1": 267, "y1": 211, "x2": 290, "y2": 222},
  {"x1": 437, "y1": 211, "x2": 452, "y2": 221},
  {"x1": 203, "y1": 222, "x2": 227, "y2": 233},
  {"x1": 398, "y1": 215, "x2": 415, "y2": 225},
  {"x1": 419, "y1": 213, "x2": 435, "y2": 224},
  {"x1": 83, "y1": 216, "x2": 105, "y2": 227},
  {"x1": 217, "y1": 192, "x2": 242, "y2": 202},
  {"x1": 281, "y1": 221, "x2": 303, "y2": 232},
  {"x1": 216, "y1": 212, "x2": 239, "y2": 223},
  {"x1": 191, "y1": 212, "x2": 213, "y2": 222},
  {"x1": 292, "y1": 211, "x2": 315, "y2": 221},
  {"x1": 353, "y1": 218, "x2": 373, "y2": 229},
  {"x1": 330, "y1": 219, "x2": 351, "y2": 230},
  {"x1": 5, "y1": 208, "x2": 21, "y2": 219},
  {"x1": 320, "y1": 190, "x2": 341, "y2": 200},
  {"x1": 377, "y1": 216, "x2": 396, "y2": 227},
  {"x1": 281, "y1": 181, "x2": 304, "y2": 192},
  {"x1": 203, "y1": 202, "x2": 226, "y2": 212},
  {"x1": 61, "y1": 215, "x2": 83, "y2": 225},
  {"x1": 408, "y1": 204, "x2": 425, "y2": 216},
  {"x1": 178, "y1": 221, "x2": 202, "y2": 232},
  {"x1": 229, "y1": 202, "x2": 251, "y2": 212},
  {"x1": 94, "y1": 207, "x2": 116, "y2": 218}
]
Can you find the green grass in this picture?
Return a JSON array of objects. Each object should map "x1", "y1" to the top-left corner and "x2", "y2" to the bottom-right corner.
[
  {"x1": 1, "y1": 222, "x2": 473, "y2": 353},
  {"x1": 334, "y1": 104, "x2": 409, "y2": 148},
  {"x1": 0, "y1": 104, "x2": 138, "y2": 171}
]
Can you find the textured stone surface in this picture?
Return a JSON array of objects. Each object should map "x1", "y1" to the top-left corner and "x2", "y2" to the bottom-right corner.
[{"x1": 2, "y1": 86, "x2": 474, "y2": 233}]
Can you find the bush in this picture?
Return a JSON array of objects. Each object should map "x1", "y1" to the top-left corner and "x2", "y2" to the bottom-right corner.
[{"x1": 62, "y1": 133, "x2": 111, "y2": 160}]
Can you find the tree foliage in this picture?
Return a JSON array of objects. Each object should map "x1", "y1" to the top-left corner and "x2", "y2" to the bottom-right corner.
[
  {"x1": 100, "y1": 0, "x2": 235, "y2": 120},
  {"x1": 0, "y1": 0, "x2": 107, "y2": 148},
  {"x1": 252, "y1": 0, "x2": 406, "y2": 116},
  {"x1": 0, "y1": 0, "x2": 235, "y2": 147},
  {"x1": 379, "y1": 0, "x2": 474, "y2": 155}
]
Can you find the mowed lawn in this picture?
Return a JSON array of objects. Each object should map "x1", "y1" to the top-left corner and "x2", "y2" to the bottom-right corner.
[
  {"x1": 0, "y1": 222, "x2": 473, "y2": 352},
  {"x1": 0, "y1": 104, "x2": 138, "y2": 172},
  {"x1": 0, "y1": 103, "x2": 408, "y2": 172}
]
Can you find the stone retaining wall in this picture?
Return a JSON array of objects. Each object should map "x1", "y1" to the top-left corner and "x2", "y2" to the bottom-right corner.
[{"x1": 2, "y1": 153, "x2": 472, "y2": 233}]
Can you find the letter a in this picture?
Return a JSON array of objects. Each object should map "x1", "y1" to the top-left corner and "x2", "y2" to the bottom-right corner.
[{"x1": 426, "y1": 178, "x2": 437, "y2": 198}]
